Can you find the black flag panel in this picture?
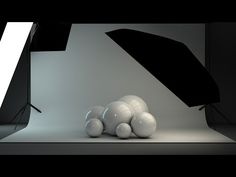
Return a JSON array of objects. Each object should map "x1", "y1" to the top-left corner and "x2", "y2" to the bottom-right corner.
[
  {"x1": 106, "y1": 29, "x2": 220, "y2": 107},
  {"x1": 30, "y1": 22, "x2": 72, "y2": 51}
]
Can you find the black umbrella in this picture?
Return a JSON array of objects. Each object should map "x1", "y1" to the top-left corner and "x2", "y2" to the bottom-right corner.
[{"x1": 106, "y1": 29, "x2": 220, "y2": 107}]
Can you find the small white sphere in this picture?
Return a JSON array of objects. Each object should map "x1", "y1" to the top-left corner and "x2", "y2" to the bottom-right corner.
[
  {"x1": 85, "y1": 118, "x2": 103, "y2": 137},
  {"x1": 102, "y1": 101, "x2": 133, "y2": 135},
  {"x1": 85, "y1": 106, "x2": 105, "y2": 122},
  {"x1": 119, "y1": 95, "x2": 149, "y2": 116},
  {"x1": 131, "y1": 112, "x2": 156, "y2": 138},
  {"x1": 116, "y1": 123, "x2": 132, "y2": 139}
]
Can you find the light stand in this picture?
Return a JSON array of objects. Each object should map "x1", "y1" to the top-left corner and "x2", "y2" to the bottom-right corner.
[
  {"x1": 10, "y1": 103, "x2": 41, "y2": 130},
  {"x1": 11, "y1": 22, "x2": 42, "y2": 130}
]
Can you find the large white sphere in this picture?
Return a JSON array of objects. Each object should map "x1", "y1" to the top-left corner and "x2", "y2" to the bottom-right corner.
[
  {"x1": 119, "y1": 95, "x2": 149, "y2": 116},
  {"x1": 131, "y1": 112, "x2": 156, "y2": 138},
  {"x1": 85, "y1": 118, "x2": 103, "y2": 137},
  {"x1": 102, "y1": 101, "x2": 133, "y2": 135},
  {"x1": 85, "y1": 106, "x2": 105, "y2": 122},
  {"x1": 116, "y1": 123, "x2": 132, "y2": 139}
]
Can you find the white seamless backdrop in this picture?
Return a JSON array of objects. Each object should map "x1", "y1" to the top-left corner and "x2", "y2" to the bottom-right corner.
[{"x1": 1, "y1": 24, "x2": 233, "y2": 142}]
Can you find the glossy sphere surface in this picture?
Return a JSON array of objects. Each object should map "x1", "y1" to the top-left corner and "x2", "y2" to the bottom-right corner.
[
  {"x1": 85, "y1": 106, "x2": 105, "y2": 122},
  {"x1": 131, "y1": 112, "x2": 156, "y2": 138},
  {"x1": 119, "y1": 95, "x2": 149, "y2": 116},
  {"x1": 85, "y1": 118, "x2": 103, "y2": 137},
  {"x1": 102, "y1": 101, "x2": 133, "y2": 135},
  {"x1": 116, "y1": 123, "x2": 132, "y2": 139}
]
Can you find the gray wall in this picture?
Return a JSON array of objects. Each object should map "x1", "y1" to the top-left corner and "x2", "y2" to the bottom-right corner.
[{"x1": 28, "y1": 24, "x2": 206, "y2": 131}]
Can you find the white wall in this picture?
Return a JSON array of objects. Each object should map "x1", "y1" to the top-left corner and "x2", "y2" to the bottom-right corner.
[{"x1": 29, "y1": 24, "x2": 206, "y2": 130}]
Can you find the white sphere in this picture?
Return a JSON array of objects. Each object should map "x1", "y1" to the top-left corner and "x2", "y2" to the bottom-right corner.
[
  {"x1": 131, "y1": 112, "x2": 156, "y2": 138},
  {"x1": 116, "y1": 123, "x2": 132, "y2": 139},
  {"x1": 85, "y1": 118, "x2": 103, "y2": 137},
  {"x1": 85, "y1": 106, "x2": 105, "y2": 122},
  {"x1": 119, "y1": 95, "x2": 149, "y2": 116},
  {"x1": 102, "y1": 101, "x2": 133, "y2": 135}
]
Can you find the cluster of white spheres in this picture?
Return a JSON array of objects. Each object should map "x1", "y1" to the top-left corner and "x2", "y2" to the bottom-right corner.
[
  {"x1": 85, "y1": 95, "x2": 157, "y2": 139},
  {"x1": 85, "y1": 106, "x2": 105, "y2": 137},
  {"x1": 102, "y1": 101, "x2": 133, "y2": 135},
  {"x1": 119, "y1": 95, "x2": 149, "y2": 116}
]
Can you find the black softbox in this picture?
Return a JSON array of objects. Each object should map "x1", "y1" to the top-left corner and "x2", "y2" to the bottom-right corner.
[{"x1": 106, "y1": 29, "x2": 220, "y2": 107}]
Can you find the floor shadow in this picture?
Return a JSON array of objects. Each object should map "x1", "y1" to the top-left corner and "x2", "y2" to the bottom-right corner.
[
  {"x1": 0, "y1": 124, "x2": 27, "y2": 140},
  {"x1": 210, "y1": 125, "x2": 236, "y2": 141}
]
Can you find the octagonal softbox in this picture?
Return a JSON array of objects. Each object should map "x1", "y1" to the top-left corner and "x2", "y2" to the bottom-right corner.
[{"x1": 106, "y1": 29, "x2": 220, "y2": 107}]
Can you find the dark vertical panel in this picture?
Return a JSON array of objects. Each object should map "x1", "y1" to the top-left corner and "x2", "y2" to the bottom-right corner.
[{"x1": 206, "y1": 23, "x2": 236, "y2": 126}]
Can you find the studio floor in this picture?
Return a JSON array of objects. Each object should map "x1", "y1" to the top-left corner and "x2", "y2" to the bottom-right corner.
[
  {"x1": 0, "y1": 104, "x2": 233, "y2": 143},
  {"x1": 0, "y1": 127, "x2": 233, "y2": 143}
]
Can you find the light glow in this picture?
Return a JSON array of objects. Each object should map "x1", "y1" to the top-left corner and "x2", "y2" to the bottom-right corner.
[{"x1": 0, "y1": 22, "x2": 33, "y2": 108}]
